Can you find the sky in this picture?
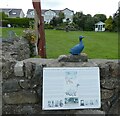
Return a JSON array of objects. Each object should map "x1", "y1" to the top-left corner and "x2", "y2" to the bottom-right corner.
[{"x1": 0, "y1": 0, "x2": 119, "y2": 17}]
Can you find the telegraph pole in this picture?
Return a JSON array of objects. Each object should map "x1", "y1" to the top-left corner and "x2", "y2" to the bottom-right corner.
[{"x1": 32, "y1": 0, "x2": 46, "y2": 58}]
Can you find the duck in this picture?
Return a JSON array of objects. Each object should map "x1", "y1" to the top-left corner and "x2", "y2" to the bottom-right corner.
[{"x1": 70, "y1": 36, "x2": 85, "y2": 55}]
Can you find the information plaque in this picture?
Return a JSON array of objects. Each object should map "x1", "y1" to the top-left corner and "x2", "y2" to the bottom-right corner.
[{"x1": 43, "y1": 67, "x2": 101, "y2": 110}]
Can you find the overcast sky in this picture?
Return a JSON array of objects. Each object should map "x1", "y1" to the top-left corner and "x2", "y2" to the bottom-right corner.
[{"x1": 0, "y1": 0, "x2": 119, "y2": 17}]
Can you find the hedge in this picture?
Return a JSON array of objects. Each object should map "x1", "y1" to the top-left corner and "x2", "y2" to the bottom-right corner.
[{"x1": 2, "y1": 18, "x2": 34, "y2": 28}]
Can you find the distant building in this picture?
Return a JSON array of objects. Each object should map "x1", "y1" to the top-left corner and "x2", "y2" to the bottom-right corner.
[
  {"x1": 62, "y1": 8, "x2": 74, "y2": 23},
  {"x1": 43, "y1": 9, "x2": 59, "y2": 23},
  {"x1": 95, "y1": 21, "x2": 105, "y2": 32},
  {"x1": 26, "y1": 9, "x2": 35, "y2": 18},
  {"x1": 26, "y1": 8, "x2": 74, "y2": 23},
  {"x1": 0, "y1": 8, "x2": 25, "y2": 18}
]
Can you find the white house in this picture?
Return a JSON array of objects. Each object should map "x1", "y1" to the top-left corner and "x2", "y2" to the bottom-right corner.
[
  {"x1": 0, "y1": 8, "x2": 25, "y2": 18},
  {"x1": 62, "y1": 8, "x2": 74, "y2": 22},
  {"x1": 43, "y1": 9, "x2": 57, "y2": 23},
  {"x1": 26, "y1": 8, "x2": 74, "y2": 23},
  {"x1": 95, "y1": 21, "x2": 105, "y2": 32}
]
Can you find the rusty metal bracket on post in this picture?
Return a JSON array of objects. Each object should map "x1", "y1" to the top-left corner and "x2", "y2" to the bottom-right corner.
[{"x1": 32, "y1": 0, "x2": 46, "y2": 58}]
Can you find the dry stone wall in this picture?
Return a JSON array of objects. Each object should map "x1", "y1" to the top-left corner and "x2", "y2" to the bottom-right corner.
[{"x1": 2, "y1": 58, "x2": 120, "y2": 115}]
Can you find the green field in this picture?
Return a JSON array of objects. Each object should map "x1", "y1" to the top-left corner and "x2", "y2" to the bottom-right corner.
[{"x1": 1, "y1": 28, "x2": 118, "y2": 59}]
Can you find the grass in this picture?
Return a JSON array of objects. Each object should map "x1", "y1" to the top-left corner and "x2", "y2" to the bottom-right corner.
[
  {"x1": 1, "y1": 27, "x2": 118, "y2": 59},
  {"x1": 0, "y1": 27, "x2": 25, "y2": 38},
  {"x1": 45, "y1": 30, "x2": 118, "y2": 59}
]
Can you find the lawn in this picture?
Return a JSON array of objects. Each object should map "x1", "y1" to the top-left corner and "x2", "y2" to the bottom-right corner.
[
  {"x1": 0, "y1": 27, "x2": 24, "y2": 38},
  {"x1": 1, "y1": 28, "x2": 118, "y2": 59}
]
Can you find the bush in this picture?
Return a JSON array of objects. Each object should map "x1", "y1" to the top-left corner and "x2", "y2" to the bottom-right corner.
[
  {"x1": 44, "y1": 24, "x2": 54, "y2": 29},
  {"x1": 55, "y1": 27, "x2": 64, "y2": 30},
  {"x1": 23, "y1": 29, "x2": 37, "y2": 57}
]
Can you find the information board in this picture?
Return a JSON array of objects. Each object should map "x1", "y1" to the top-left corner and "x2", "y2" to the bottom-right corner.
[{"x1": 43, "y1": 67, "x2": 101, "y2": 110}]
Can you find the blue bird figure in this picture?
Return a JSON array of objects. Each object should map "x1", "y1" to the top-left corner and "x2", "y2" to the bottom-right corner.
[{"x1": 70, "y1": 36, "x2": 85, "y2": 55}]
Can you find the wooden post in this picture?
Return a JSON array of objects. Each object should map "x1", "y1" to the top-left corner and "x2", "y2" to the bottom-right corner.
[{"x1": 32, "y1": 0, "x2": 46, "y2": 58}]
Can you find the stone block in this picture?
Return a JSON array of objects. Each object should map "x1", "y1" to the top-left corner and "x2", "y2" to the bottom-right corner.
[
  {"x1": 98, "y1": 63, "x2": 110, "y2": 79},
  {"x1": 107, "y1": 62, "x2": 119, "y2": 78},
  {"x1": 2, "y1": 105, "x2": 42, "y2": 114},
  {"x1": 58, "y1": 53, "x2": 88, "y2": 62},
  {"x1": 24, "y1": 62, "x2": 33, "y2": 79},
  {"x1": 33, "y1": 64, "x2": 43, "y2": 79},
  {"x1": 14, "y1": 61, "x2": 24, "y2": 77},
  {"x1": 75, "y1": 110, "x2": 105, "y2": 115},
  {"x1": 101, "y1": 89, "x2": 114, "y2": 100},
  {"x1": 19, "y1": 105, "x2": 36, "y2": 114},
  {"x1": 101, "y1": 78, "x2": 118, "y2": 90},
  {"x1": 0, "y1": 61, "x2": 2, "y2": 71},
  {"x1": 3, "y1": 79, "x2": 21, "y2": 92},
  {"x1": 2, "y1": 60, "x2": 16, "y2": 79},
  {"x1": 30, "y1": 64, "x2": 43, "y2": 88},
  {"x1": 108, "y1": 97, "x2": 120, "y2": 114},
  {"x1": 3, "y1": 90, "x2": 39, "y2": 104}
]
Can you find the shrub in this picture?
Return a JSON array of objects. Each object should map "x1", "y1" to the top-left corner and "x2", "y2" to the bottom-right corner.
[
  {"x1": 44, "y1": 24, "x2": 54, "y2": 29},
  {"x1": 23, "y1": 29, "x2": 37, "y2": 57}
]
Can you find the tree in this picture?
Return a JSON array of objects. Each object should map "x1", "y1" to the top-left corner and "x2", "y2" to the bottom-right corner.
[
  {"x1": 84, "y1": 14, "x2": 95, "y2": 31},
  {"x1": 57, "y1": 12, "x2": 65, "y2": 24},
  {"x1": 73, "y1": 12, "x2": 95, "y2": 31},
  {"x1": 73, "y1": 12, "x2": 86, "y2": 30},
  {"x1": 112, "y1": 8, "x2": 120, "y2": 32},
  {"x1": 59, "y1": 12, "x2": 65, "y2": 21},
  {"x1": 93, "y1": 14, "x2": 107, "y2": 23},
  {"x1": 50, "y1": 12, "x2": 65, "y2": 27},
  {"x1": 105, "y1": 16, "x2": 113, "y2": 31},
  {"x1": 118, "y1": 7, "x2": 120, "y2": 32},
  {"x1": 50, "y1": 17, "x2": 58, "y2": 27},
  {"x1": 0, "y1": 12, "x2": 8, "y2": 27}
]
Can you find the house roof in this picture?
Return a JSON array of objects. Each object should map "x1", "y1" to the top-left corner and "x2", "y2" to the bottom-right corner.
[
  {"x1": 9, "y1": 9, "x2": 24, "y2": 17},
  {"x1": 95, "y1": 21, "x2": 105, "y2": 25},
  {"x1": 27, "y1": 9, "x2": 47, "y2": 15},
  {"x1": 0, "y1": 8, "x2": 24, "y2": 17},
  {"x1": 43, "y1": 9, "x2": 61, "y2": 15},
  {"x1": 0, "y1": 8, "x2": 12, "y2": 13},
  {"x1": 62, "y1": 8, "x2": 74, "y2": 13},
  {"x1": 27, "y1": 9, "x2": 33, "y2": 14},
  {"x1": 27, "y1": 8, "x2": 74, "y2": 15}
]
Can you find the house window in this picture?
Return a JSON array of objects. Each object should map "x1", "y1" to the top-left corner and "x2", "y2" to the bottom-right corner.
[
  {"x1": 12, "y1": 12, "x2": 17, "y2": 15},
  {"x1": 30, "y1": 11, "x2": 34, "y2": 16}
]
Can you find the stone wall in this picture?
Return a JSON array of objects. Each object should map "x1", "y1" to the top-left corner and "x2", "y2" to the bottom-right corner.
[
  {"x1": 0, "y1": 38, "x2": 2, "y2": 116},
  {"x1": 2, "y1": 58, "x2": 120, "y2": 115},
  {"x1": 1, "y1": 36, "x2": 30, "y2": 115},
  {"x1": 2, "y1": 37, "x2": 30, "y2": 61}
]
